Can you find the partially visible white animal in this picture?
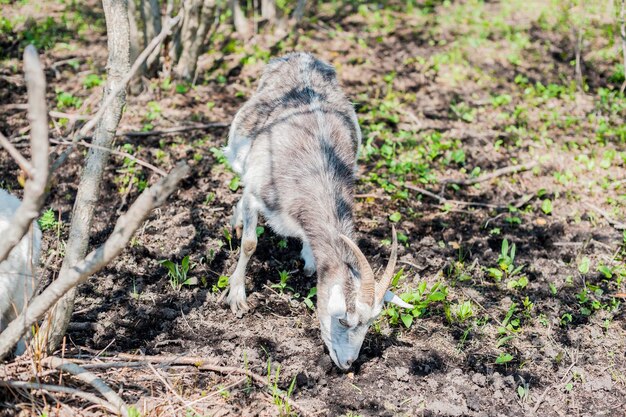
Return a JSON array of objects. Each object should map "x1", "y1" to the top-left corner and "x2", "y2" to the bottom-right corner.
[{"x1": 0, "y1": 189, "x2": 42, "y2": 355}]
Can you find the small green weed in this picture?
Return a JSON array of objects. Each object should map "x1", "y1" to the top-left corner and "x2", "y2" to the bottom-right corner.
[
  {"x1": 38, "y1": 208, "x2": 60, "y2": 232},
  {"x1": 271, "y1": 270, "x2": 294, "y2": 293},
  {"x1": 160, "y1": 255, "x2": 196, "y2": 291},
  {"x1": 387, "y1": 280, "x2": 447, "y2": 328},
  {"x1": 83, "y1": 73, "x2": 103, "y2": 89},
  {"x1": 56, "y1": 89, "x2": 82, "y2": 110}
]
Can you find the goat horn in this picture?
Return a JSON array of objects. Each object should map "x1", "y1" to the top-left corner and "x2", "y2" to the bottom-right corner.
[
  {"x1": 375, "y1": 226, "x2": 398, "y2": 304},
  {"x1": 339, "y1": 234, "x2": 375, "y2": 306}
]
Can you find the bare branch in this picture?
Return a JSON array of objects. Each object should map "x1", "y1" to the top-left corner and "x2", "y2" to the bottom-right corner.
[
  {"x1": 69, "y1": 350, "x2": 309, "y2": 416},
  {"x1": 50, "y1": 138, "x2": 167, "y2": 176},
  {"x1": 440, "y1": 161, "x2": 539, "y2": 186},
  {"x1": 50, "y1": 13, "x2": 182, "y2": 172},
  {"x1": 0, "y1": 45, "x2": 49, "y2": 264},
  {"x1": 0, "y1": 131, "x2": 34, "y2": 177},
  {"x1": 584, "y1": 202, "x2": 626, "y2": 230},
  {"x1": 0, "y1": 162, "x2": 190, "y2": 360},
  {"x1": 41, "y1": 356, "x2": 129, "y2": 417},
  {"x1": 0, "y1": 103, "x2": 89, "y2": 120},
  {"x1": 121, "y1": 121, "x2": 229, "y2": 137},
  {"x1": 0, "y1": 380, "x2": 122, "y2": 414},
  {"x1": 78, "y1": 14, "x2": 180, "y2": 138}
]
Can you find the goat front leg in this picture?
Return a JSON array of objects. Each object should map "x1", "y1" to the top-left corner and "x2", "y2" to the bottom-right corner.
[{"x1": 227, "y1": 194, "x2": 258, "y2": 315}]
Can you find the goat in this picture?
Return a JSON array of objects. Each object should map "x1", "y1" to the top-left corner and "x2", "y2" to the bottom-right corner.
[
  {"x1": 0, "y1": 189, "x2": 42, "y2": 355},
  {"x1": 223, "y1": 52, "x2": 413, "y2": 370}
]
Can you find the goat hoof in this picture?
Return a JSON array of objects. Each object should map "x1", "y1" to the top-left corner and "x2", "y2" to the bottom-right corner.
[
  {"x1": 303, "y1": 265, "x2": 316, "y2": 277},
  {"x1": 226, "y1": 288, "x2": 249, "y2": 316}
]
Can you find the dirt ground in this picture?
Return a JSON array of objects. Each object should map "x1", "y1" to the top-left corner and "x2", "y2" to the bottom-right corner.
[{"x1": 1, "y1": 1, "x2": 626, "y2": 416}]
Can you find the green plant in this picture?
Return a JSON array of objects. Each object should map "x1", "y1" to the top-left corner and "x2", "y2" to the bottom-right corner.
[
  {"x1": 160, "y1": 255, "x2": 196, "y2": 291},
  {"x1": 387, "y1": 281, "x2": 447, "y2": 328},
  {"x1": 266, "y1": 360, "x2": 297, "y2": 417},
  {"x1": 271, "y1": 270, "x2": 294, "y2": 293},
  {"x1": 486, "y1": 239, "x2": 525, "y2": 284},
  {"x1": 83, "y1": 73, "x2": 103, "y2": 88},
  {"x1": 445, "y1": 300, "x2": 475, "y2": 323},
  {"x1": 541, "y1": 199, "x2": 553, "y2": 214},
  {"x1": 302, "y1": 287, "x2": 317, "y2": 310},
  {"x1": 223, "y1": 227, "x2": 233, "y2": 251},
  {"x1": 212, "y1": 275, "x2": 229, "y2": 293},
  {"x1": 495, "y1": 352, "x2": 513, "y2": 364},
  {"x1": 38, "y1": 208, "x2": 60, "y2": 232},
  {"x1": 56, "y1": 89, "x2": 82, "y2": 110},
  {"x1": 127, "y1": 406, "x2": 142, "y2": 417}
]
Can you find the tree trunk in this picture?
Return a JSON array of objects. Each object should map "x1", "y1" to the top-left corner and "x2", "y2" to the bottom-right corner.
[
  {"x1": 175, "y1": 0, "x2": 217, "y2": 81},
  {"x1": 230, "y1": 0, "x2": 250, "y2": 37},
  {"x1": 261, "y1": 0, "x2": 275, "y2": 22},
  {"x1": 128, "y1": 0, "x2": 145, "y2": 93},
  {"x1": 293, "y1": 0, "x2": 306, "y2": 21},
  {"x1": 140, "y1": 0, "x2": 162, "y2": 76},
  {"x1": 619, "y1": 0, "x2": 626, "y2": 94},
  {"x1": 35, "y1": 0, "x2": 131, "y2": 354}
]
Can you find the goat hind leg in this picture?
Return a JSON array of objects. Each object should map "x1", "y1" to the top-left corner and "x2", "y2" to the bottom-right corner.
[{"x1": 227, "y1": 195, "x2": 258, "y2": 315}]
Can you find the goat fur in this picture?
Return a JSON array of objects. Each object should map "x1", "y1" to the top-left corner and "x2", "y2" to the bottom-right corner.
[
  {"x1": 0, "y1": 189, "x2": 42, "y2": 355},
  {"x1": 224, "y1": 53, "x2": 409, "y2": 369}
]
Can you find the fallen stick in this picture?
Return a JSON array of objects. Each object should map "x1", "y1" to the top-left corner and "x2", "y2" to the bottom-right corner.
[
  {"x1": 584, "y1": 202, "x2": 626, "y2": 230},
  {"x1": 0, "y1": 380, "x2": 121, "y2": 415},
  {"x1": 404, "y1": 184, "x2": 503, "y2": 209},
  {"x1": 441, "y1": 161, "x2": 539, "y2": 186},
  {"x1": 41, "y1": 356, "x2": 129, "y2": 417},
  {"x1": 120, "y1": 122, "x2": 230, "y2": 137},
  {"x1": 70, "y1": 350, "x2": 309, "y2": 416},
  {"x1": 1, "y1": 103, "x2": 90, "y2": 120},
  {"x1": 532, "y1": 360, "x2": 577, "y2": 414}
]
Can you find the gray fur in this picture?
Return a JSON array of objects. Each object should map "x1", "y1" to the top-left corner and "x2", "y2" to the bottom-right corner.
[
  {"x1": 0, "y1": 189, "x2": 41, "y2": 355},
  {"x1": 224, "y1": 52, "x2": 396, "y2": 370}
]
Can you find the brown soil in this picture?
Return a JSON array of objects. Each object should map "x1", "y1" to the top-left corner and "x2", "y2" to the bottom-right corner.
[{"x1": 1, "y1": 1, "x2": 625, "y2": 416}]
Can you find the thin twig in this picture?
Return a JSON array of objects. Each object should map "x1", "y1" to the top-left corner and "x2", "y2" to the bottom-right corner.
[
  {"x1": 41, "y1": 356, "x2": 129, "y2": 417},
  {"x1": 441, "y1": 161, "x2": 539, "y2": 186},
  {"x1": 50, "y1": 138, "x2": 167, "y2": 176},
  {"x1": 121, "y1": 122, "x2": 230, "y2": 137},
  {"x1": 145, "y1": 361, "x2": 202, "y2": 416},
  {"x1": 70, "y1": 350, "x2": 308, "y2": 416},
  {"x1": 0, "y1": 131, "x2": 34, "y2": 177},
  {"x1": 532, "y1": 360, "x2": 577, "y2": 414},
  {"x1": 0, "y1": 380, "x2": 121, "y2": 415},
  {"x1": 1, "y1": 103, "x2": 90, "y2": 120},
  {"x1": 584, "y1": 202, "x2": 626, "y2": 230},
  {"x1": 405, "y1": 184, "x2": 503, "y2": 209}
]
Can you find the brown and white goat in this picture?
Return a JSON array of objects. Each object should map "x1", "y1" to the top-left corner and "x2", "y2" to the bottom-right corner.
[{"x1": 224, "y1": 52, "x2": 412, "y2": 370}]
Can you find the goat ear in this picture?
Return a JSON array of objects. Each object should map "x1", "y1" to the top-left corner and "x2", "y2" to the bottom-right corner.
[
  {"x1": 328, "y1": 284, "x2": 346, "y2": 317},
  {"x1": 383, "y1": 290, "x2": 414, "y2": 309}
]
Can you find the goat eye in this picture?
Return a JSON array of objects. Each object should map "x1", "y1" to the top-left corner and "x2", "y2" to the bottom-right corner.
[{"x1": 338, "y1": 318, "x2": 349, "y2": 327}]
